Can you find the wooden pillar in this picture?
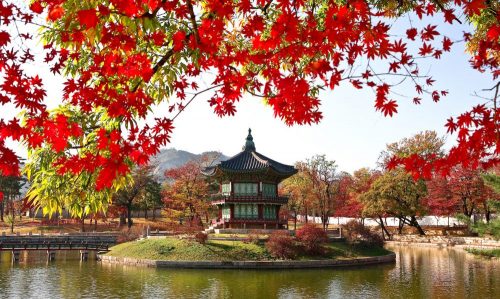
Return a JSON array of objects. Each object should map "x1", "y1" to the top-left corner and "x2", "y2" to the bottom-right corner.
[
  {"x1": 218, "y1": 206, "x2": 222, "y2": 220},
  {"x1": 80, "y1": 250, "x2": 89, "y2": 261},
  {"x1": 276, "y1": 205, "x2": 281, "y2": 229},
  {"x1": 47, "y1": 250, "x2": 56, "y2": 262},
  {"x1": 258, "y1": 204, "x2": 263, "y2": 220},
  {"x1": 11, "y1": 250, "x2": 20, "y2": 263}
]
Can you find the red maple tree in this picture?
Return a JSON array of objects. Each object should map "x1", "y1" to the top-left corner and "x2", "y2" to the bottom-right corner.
[{"x1": 0, "y1": 0, "x2": 498, "y2": 206}]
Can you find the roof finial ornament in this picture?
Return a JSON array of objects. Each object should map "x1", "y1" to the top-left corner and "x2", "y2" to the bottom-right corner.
[{"x1": 243, "y1": 128, "x2": 256, "y2": 151}]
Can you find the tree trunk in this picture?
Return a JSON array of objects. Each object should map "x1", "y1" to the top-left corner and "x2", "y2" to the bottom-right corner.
[
  {"x1": 94, "y1": 218, "x2": 98, "y2": 231},
  {"x1": 398, "y1": 218, "x2": 404, "y2": 234},
  {"x1": 410, "y1": 216, "x2": 426, "y2": 235},
  {"x1": 378, "y1": 216, "x2": 391, "y2": 240},
  {"x1": 144, "y1": 208, "x2": 148, "y2": 219},
  {"x1": 127, "y1": 204, "x2": 133, "y2": 228},
  {"x1": 0, "y1": 202, "x2": 4, "y2": 222},
  {"x1": 119, "y1": 213, "x2": 127, "y2": 226},
  {"x1": 81, "y1": 217, "x2": 85, "y2": 232},
  {"x1": 484, "y1": 203, "x2": 491, "y2": 224},
  {"x1": 152, "y1": 208, "x2": 156, "y2": 220},
  {"x1": 305, "y1": 207, "x2": 308, "y2": 224}
]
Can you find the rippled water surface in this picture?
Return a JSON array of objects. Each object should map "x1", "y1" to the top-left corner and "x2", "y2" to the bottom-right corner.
[{"x1": 0, "y1": 245, "x2": 498, "y2": 298}]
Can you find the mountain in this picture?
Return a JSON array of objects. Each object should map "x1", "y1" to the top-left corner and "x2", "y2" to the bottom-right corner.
[{"x1": 150, "y1": 148, "x2": 229, "y2": 181}]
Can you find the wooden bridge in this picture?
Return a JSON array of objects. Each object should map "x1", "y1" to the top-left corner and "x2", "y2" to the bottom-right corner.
[{"x1": 0, "y1": 233, "x2": 118, "y2": 262}]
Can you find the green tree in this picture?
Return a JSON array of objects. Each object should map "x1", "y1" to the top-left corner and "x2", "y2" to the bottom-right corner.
[
  {"x1": 113, "y1": 165, "x2": 158, "y2": 228},
  {"x1": 361, "y1": 169, "x2": 428, "y2": 235},
  {"x1": 23, "y1": 106, "x2": 130, "y2": 222},
  {"x1": 136, "y1": 178, "x2": 163, "y2": 220},
  {"x1": 301, "y1": 155, "x2": 339, "y2": 230},
  {"x1": 281, "y1": 165, "x2": 315, "y2": 230},
  {"x1": 0, "y1": 174, "x2": 26, "y2": 233}
]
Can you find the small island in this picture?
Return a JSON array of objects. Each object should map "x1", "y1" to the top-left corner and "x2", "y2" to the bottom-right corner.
[
  {"x1": 101, "y1": 233, "x2": 394, "y2": 269},
  {"x1": 102, "y1": 130, "x2": 394, "y2": 269}
]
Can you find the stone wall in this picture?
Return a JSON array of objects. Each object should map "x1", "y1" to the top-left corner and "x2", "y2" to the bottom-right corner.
[
  {"x1": 99, "y1": 253, "x2": 396, "y2": 269},
  {"x1": 389, "y1": 235, "x2": 500, "y2": 248}
]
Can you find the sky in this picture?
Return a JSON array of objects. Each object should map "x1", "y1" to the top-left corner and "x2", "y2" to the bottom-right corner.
[{"x1": 3, "y1": 11, "x2": 495, "y2": 174}]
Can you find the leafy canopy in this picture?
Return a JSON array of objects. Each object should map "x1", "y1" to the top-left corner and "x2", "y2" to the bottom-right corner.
[{"x1": 0, "y1": 0, "x2": 498, "y2": 215}]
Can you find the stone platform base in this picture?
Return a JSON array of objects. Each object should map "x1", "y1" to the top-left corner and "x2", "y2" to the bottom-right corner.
[
  {"x1": 99, "y1": 253, "x2": 396, "y2": 269},
  {"x1": 213, "y1": 228, "x2": 288, "y2": 235}
]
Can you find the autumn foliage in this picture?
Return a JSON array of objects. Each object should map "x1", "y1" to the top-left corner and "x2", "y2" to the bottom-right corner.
[
  {"x1": 295, "y1": 224, "x2": 328, "y2": 254},
  {"x1": 265, "y1": 230, "x2": 297, "y2": 259},
  {"x1": 0, "y1": 0, "x2": 498, "y2": 213}
]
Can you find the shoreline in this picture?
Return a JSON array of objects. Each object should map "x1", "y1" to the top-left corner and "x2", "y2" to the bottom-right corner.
[
  {"x1": 386, "y1": 235, "x2": 500, "y2": 249},
  {"x1": 99, "y1": 253, "x2": 396, "y2": 269}
]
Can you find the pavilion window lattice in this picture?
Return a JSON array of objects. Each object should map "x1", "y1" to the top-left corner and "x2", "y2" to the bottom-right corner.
[
  {"x1": 262, "y1": 183, "x2": 276, "y2": 197},
  {"x1": 222, "y1": 206, "x2": 231, "y2": 220},
  {"x1": 221, "y1": 183, "x2": 231, "y2": 196},
  {"x1": 234, "y1": 183, "x2": 258, "y2": 196},
  {"x1": 264, "y1": 205, "x2": 276, "y2": 220},
  {"x1": 234, "y1": 204, "x2": 258, "y2": 219}
]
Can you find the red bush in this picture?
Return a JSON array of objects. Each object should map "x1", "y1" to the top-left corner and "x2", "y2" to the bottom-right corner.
[
  {"x1": 265, "y1": 231, "x2": 297, "y2": 259},
  {"x1": 194, "y1": 232, "x2": 208, "y2": 244},
  {"x1": 295, "y1": 224, "x2": 328, "y2": 254}
]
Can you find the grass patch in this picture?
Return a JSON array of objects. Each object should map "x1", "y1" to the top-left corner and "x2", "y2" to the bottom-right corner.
[
  {"x1": 106, "y1": 237, "x2": 391, "y2": 261},
  {"x1": 465, "y1": 248, "x2": 500, "y2": 259}
]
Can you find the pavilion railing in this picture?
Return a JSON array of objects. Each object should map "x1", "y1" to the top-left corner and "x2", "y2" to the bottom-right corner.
[{"x1": 209, "y1": 194, "x2": 288, "y2": 204}]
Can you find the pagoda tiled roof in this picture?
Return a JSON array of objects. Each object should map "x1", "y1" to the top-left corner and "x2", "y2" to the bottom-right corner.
[{"x1": 202, "y1": 129, "x2": 297, "y2": 177}]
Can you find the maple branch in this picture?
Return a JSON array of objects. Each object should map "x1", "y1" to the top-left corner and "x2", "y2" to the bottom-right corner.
[
  {"x1": 431, "y1": 0, "x2": 462, "y2": 24},
  {"x1": 186, "y1": 0, "x2": 200, "y2": 45},
  {"x1": 172, "y1": 84, "x2": 224, "y2": 121},
  {"x1": 131, "y1": 48, "x2": 175, "y2": 92}
]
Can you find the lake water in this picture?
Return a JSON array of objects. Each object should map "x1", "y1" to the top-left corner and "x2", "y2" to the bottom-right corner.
[{"x1": 0, "y1": 245, "x2": 498, "y2": 298}]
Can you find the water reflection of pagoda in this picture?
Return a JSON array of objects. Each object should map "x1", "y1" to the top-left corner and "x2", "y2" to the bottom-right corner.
[{"x1": 202, "y1": 129, "x2": 297, "y2": 230}]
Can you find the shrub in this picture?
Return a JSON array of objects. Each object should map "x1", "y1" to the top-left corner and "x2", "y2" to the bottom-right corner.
[
  {"x1": 194, "y1": 232, "x2": 208, "y2": 244},
  {"x1": 342, "y1": 220, "x2": 384, "y2": 247},
  {"x1": 295, "y1": 224, "x2": 328, "y2": 255},
  {"x1": 265, "y1": 231, "x2": 297, "y2": 259}
]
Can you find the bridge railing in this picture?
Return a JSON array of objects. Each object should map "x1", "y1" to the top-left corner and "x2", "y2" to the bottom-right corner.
[{"x1": 0, "y1": 233, "x2": 118, "y2": 251}]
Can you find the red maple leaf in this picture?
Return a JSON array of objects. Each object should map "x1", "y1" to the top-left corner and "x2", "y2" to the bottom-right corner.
[
  {"x1": 0, "y1": 31, "x2": 10, "y2": 47},
  {"x1": 418, "y1": 43, "x2": 434, "y2": 56},
  {"x1": 381, "y1": 100, "x2": 398, "y2": 117},
  {"x1": 30, "y1": 1, "x2": 44, "y2": 14},
  {"x1": 172, "y1": 30, "x2": 186, "y2": 51},
  {"x1": 48, "y1": 5, "x2": 64, "y2": 21},
  {"x1": 406, "y1": 28, "x2": 418, "y2": 40},
  {"x1": 442, "y1": 37, "x2": 453, "y2": 52},
  {"x1": 443, "y1": 9, "x2": 456, "y2": 24},
  {"x1": 77, "y1": 9, "x2": 99, "y2": 29},
  {"x1": 463, "y1": 0, "x2": 486, "y2": 16},
  {"x1": 421, "y1": 25, "x2": 439, "y2": 41}
]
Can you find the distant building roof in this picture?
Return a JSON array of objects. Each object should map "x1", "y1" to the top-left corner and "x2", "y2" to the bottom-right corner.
[{"x1": 202, "y1": 129, "x2": 297, "y2": 178}]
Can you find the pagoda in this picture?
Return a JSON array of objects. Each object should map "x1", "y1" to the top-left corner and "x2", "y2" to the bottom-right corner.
[{"x1": 202, "y1": 129, "x2": 297, "y2": 230}]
